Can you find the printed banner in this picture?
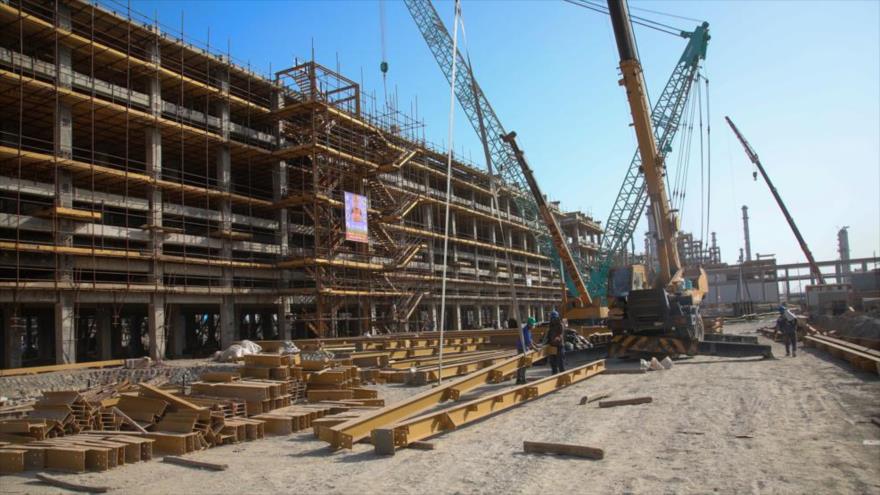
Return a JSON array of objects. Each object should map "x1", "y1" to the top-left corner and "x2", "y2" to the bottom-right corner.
[{"x1": 344, "y1": 191, "x2": 369, "y2": 243}]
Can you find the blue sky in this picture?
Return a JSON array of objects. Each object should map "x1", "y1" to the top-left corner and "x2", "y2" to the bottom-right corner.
[{"x1": 129, "y1": 0, "x2": 880, "y2": 266}]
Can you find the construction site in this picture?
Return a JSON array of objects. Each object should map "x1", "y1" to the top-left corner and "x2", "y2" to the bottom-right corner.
[{"x1": 0, "y1": 0, "x2": 878, "y2": 493}]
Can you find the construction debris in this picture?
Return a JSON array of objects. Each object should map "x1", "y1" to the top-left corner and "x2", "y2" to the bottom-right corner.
[
  {"x1": 579, "y1": 391, "x2": 612, "y2": 405},
  {"x1": 163, "y1": 455, "x2": 228, "y2": 471},
  {"x1": 523, "y1": 441, "x2": 604, "y2": 460},
  {"x1": 598, "y1": 396, "x2": 653, "y2": 408},
  {"x1": 0, "y1": 355, "x2": 384, "y2": 474},
  {"x1": 35, "y1": 473, "x2": 109, "y2": 493}
]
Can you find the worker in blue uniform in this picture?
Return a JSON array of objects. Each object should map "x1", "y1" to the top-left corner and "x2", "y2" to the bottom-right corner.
[
  {"x1": 516, "y1": 317, "x2": 539, "y2": 384},
  {"x1": 546, "y1": 310, "x2": 566, "y2": 374}
]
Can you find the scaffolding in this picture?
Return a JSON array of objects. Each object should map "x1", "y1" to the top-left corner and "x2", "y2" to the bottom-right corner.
[{"x1": 0, "y1": 0, "x2": 603, "y2": 369}]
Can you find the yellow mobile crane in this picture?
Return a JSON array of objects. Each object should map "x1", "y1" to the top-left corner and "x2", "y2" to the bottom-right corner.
[{"x1": 604, "y1": 0, "x2": 771, "y2": 358}]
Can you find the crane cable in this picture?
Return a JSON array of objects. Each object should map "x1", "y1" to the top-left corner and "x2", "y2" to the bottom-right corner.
[
  {"x1": 704, "y1": 75, "x2": 712, "y2": 254},
  {"x1": 379, "y1": 0, "x2": 388, "y2": 101},
  {"x1": 437, "y1": 0, "x2": 462, "y2": 384},
  {"x1": 563, "y1": 0, "x2": 692, "y2": 37}
]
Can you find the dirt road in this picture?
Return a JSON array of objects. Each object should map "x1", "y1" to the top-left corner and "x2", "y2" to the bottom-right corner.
[{"x1": 3, "y1": 319, "x2": 878, "y2": 494}]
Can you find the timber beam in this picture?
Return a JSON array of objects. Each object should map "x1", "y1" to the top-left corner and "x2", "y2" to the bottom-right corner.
[
  {"x1": 372, "y1": 359, "x2": 606, "y2": 454},
  {"x1": 317, "y1": 347, "x2": 550, "y2": 449}
]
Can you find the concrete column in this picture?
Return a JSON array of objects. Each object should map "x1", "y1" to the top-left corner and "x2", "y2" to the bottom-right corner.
[
  {"x1": 450, "y1": 212, "x2": 458, "y2": 265},
  {"x1": 146, "y1": 40, "x2": 162, "y2": 116},
  {"x1": 538, "y1": 306, "x2": 545, "y2": 322},
  {"x1": 215, "y1": 68, "x2": 233, "y2": 293},
  {"x1": 148, "y1": 295, "x2": 166, "y2": 361},
  {"x1": 330, "y1": 306, "x2": 339, "y2": 338},
  {"x1": 145, "y1": 35, "x2": 162, "y2": 265},
  {"x1": 277, "y1": 300, "x2": 291, "y2": 340},
  {"x1": 217, "y1": 147, "x2": 233, "y2": 288},
  {"x1": 52, "y1": 32, "x2": 75, "y2": 348},
  {"x1": 422, "y1": 204, "x2": 436, "y2": 272},
  {"x1": 3, "y1": 307, "x2": 23, "y2": 369},
  {"x1": 271, "y1": 84, "x2": 292, "y2": 340},
  {"x1": 367, "y1": 303, "x2": 377, "y2": 336},
  {"x1": 146, "y1": 127, "x2": 163, "y2": 284},
  {"x1": 54, "y1": 40, "x2": 75, "y2": 294},
  {"x1": 215, "y1": 70, "x2": 231, "y2": 140},
  {"x1": 495, "y1": 305, "x2": 502, "y2": 329},
  {"x1": 475, "y1": 306, "x2": 483, "y2": 329},
  {"x1": 219, "y1": 299, "x2": 236, "y2": 348},
  {"x1": 55, "y1": 7, "x2": 73, "y2": 88},
  {"x1": 453, "y1": 304, "x2": 462, "y2": 331},
  {"x1": 97, "y1": 308, "x2": 113, "y2": 360},
  {"x1": 54, "y1": 293, "x2": 75, "y2": 364},
  {"x1": 171, "y1": 308, "x2": 186, "y2": 357},
  {"x1": 429, "y1": 304, "x2": 438, "y2": 331}
]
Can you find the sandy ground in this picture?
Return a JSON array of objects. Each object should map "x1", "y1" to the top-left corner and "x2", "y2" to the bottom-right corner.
[{"x1": 2, "y1": 319, "x2": 879, "y2": 494}]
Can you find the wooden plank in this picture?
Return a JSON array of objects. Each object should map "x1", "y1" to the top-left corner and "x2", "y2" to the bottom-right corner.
[
  {"x1": 579, "y1": 391, "x2": 612, "y2": 405},
  {"x1": 598, "y1": 396, "x2": 653, "y2": 408},
  {"x1": 163, "y1": 455, "x2": 228, "y2": 471},
  {"x1": 523, "y1": 441, "x2": 604, "y2": 460},
  {"x1": 409, "y1": 441, "x2": 435, "y2": 451},
  {"x1": 35, "y1": 473, "x2": 108, "y2": 493}
]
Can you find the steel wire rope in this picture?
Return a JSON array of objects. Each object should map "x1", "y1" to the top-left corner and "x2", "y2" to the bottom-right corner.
[
  {"x1": 563, "y1": 0, "x2": 685, "y2": 37},
  {"x1": 437, "y1": 0, "x2": 462, "y2": 384}
]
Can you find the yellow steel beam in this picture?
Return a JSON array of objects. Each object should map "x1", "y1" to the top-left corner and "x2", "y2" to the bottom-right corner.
[
  {"x1": 317, "y1": 347, "x2": 549, "y2": 449},
  {"x1": 383, "y1": 344, "x2": 480, "y2": 361},
  {"x1": 409, "y1": 352, "x2": 519, "y2": 385},
  {"x1": 386, "y1": 350, "x2": 510, "y2": 370},
  {"x1": 372, "y1": 359, "x2": 605, "y2": 454},
  {"x1": 0, "y1": 359, "x2": 126, "y2": 377}
]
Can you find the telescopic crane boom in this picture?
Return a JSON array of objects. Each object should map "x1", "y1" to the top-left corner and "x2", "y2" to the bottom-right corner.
[
  {"x1": 725, "y1": 116, "x2": 826, "y2": 285},
  {"x1": 607, "y1": 0, "x2": 682, "y2": 288}
]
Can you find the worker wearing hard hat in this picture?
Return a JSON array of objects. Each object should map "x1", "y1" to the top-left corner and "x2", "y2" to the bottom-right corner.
[
  {"x1": 545, "y1": 310, "x2": 566, "y2": 374},
  {"x1": 516, "y1": 317, "x2": 539, "y2": 385},
  {"x1": 776, "y1": 305, "x2": 799, "y2": 357}
]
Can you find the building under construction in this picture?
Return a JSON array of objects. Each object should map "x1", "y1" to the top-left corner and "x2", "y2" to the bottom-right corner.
[{"x1": 0, "y1": 0, "x2": 602, "y2": 368}]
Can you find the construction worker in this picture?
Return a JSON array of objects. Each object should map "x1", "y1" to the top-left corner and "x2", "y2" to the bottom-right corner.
[
  {"x1": 546, "y1": 310, "x2": 566, "y2": 374},
  {"x1": 516, "y1": 317, "x2": 539, "y2": 384},
  {"x1": 776, "y1": 305, "x2": 799, "y2": 357}
]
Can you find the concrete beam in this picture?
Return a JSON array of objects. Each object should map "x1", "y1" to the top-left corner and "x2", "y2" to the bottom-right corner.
[{"x1": 219, "y1": 296, "x2": 235, "y2": 347}]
